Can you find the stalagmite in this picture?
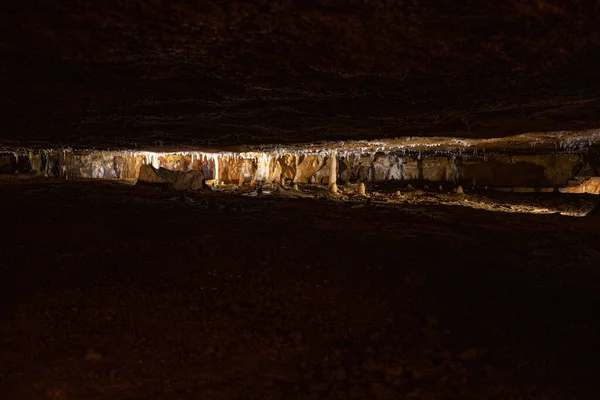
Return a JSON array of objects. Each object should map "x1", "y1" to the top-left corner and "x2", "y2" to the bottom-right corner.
[
  {"x1": 358, "y1": 182, "x2": 366, "y2": 196},
  {"x1": 293, "y1": 154, "x2": 299, "y2": 184},
  {"x1": 329, "y1": 150, "x2": 337, "y2": 193},
  {"x1": 293, "y1": 183, "x2": 299, "y2": 191},
  {"x1": 438, "y1": 184, "x2": 444, "y2": 192},
  {"x1": 214, "y1": 156, "x2": 220, "y2": 183},
  {"x1": 238, "y1": 174, "x2": 244, "y2": 187},
  {"x1": 455, "y1": 185, "x2": 464, "y2": 194}
]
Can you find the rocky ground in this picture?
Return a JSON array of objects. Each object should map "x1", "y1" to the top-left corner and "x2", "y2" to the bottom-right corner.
[{"x1": 1, "y1": 180, "x2": 599, "y2": 399}]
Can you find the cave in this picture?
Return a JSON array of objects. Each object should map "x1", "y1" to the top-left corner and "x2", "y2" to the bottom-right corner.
[{"x1": 2, "y1": 2, "x2": 600, "y2": 399}]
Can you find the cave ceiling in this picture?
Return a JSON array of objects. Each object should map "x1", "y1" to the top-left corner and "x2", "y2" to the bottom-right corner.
[{"x1": 2, "y1": 0, "x2": 600, "y2": 151}]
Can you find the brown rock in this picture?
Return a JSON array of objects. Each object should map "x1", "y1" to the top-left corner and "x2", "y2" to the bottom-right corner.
[
  {"x1": 137, "y1": 164, "x2": 207, "y2": 191},
  {"x1": 564, "y1": 176, "x2": 600, "y2": 194},
  {"x1": 171, "y1": 170, "x2": 207, "y2": 191},
  {"x1": 137, "y1": 164, "x2": 167, "y2": 184},
  {"x1": 358, "y1": 182, "x2": 366, "y2": 196}
]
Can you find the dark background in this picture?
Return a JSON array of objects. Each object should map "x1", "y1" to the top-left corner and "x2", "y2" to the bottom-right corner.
[{"x1": 3, "y1": 0, "x2": 600, "y2": 148}]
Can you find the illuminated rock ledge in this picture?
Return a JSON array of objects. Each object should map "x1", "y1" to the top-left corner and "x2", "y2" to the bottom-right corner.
[{"x1": 1, "y1": 133, "x2": 599, "y2": 194}]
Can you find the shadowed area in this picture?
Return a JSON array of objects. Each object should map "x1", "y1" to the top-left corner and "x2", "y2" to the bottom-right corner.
[
  {"x1": 2, "y1": 1, "x2": 600, "y2": 148},
  {"x1": 1, "y1": 181, "x2": 600, "y2": 399}
]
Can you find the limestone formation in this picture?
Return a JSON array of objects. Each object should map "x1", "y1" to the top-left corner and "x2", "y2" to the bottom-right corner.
[
  {"x1": 137, "y1": 164, "x2": 207, "y2": 191},
  {"x1": 171, "y1": 170, "x2": 207, "y2": 191},
  {"x1": 156, "y1": 167, "x2": 180, "y2": 182},
  {"x1": 8, "y1": 149, "x2": 600, "y2": 191},
  {"x1": 564, "y1": 177, "x2": 600, "y2": 195},
  {"x1": 329, "y1": 150, "x2": 337, "y2": 189},
  {"x1": 455, "y1": 185, "x2": 464, "y2": 194},
  {"x1": 137, "y1": 164, "x2": 167, "y2": 184},
  {"x1": 358, "y1": 182, "x2": 366, "y2": 196}
]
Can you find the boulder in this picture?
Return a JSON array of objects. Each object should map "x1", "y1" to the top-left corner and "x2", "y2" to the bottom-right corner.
[
  {"x1": 564, "y1": 177, "x2": 600, "y2": 195},
  {"x1": 171, "y1": 170, "x2": 207, "y2": 191},
  {"x1": 296, "y1": 155, "x2": 327, "y2": 183},
  {"x1": 156, "y1": 167, "x2": 180, "y2": 182},
  {"x1": 137, "y1": 164, "x2": 167, "y2": 184},
  {"x1": 137, "y1": 164, "x2": 207, "y2": 191}
]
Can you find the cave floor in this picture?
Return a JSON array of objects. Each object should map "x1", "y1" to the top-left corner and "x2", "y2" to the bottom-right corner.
[{"x1": 1, "y1": 181, "x2": 599, "y2": 399}]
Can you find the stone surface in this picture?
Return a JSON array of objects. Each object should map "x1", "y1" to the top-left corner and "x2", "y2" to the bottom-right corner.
[
  {"x1": 461, "y1": 155, "x2": 584, "y2": 187},
  {"x1": 171, "y1": 170, "x2": 207, "y2": 191},
  {"x1": 8, "y1": 149, "x2": 600, "y2": 194},
  {"x1": 137, "y1": 164, "x2": 167, "y2": 185},
  {"x1": 359, "y1": 183, "x2": 366, "y2": 196},
  {"x1": 564, "y1": 177, "x2": 600, "y2": 194},
  {"x1": 138, "y1": 164, "x2": 207, "y2": 191},
  {"x1": 329, "y1": 182, "x2": 339, "y2": 194}
]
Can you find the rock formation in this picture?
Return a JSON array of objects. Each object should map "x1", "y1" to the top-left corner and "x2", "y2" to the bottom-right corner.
[
  {"x1": 137, "y1": 164, "x2": 167, "y2": 185},
  {"x1": 4, "y1": 148, "x2": 600, "y2": 195},
  {"x1": 171, "y1": 170, "x2": 207, "y2": 191},
  {"x1": 137, "y1": 164, "x2": 207, "y2": 191},
  {"x1": 358, "y1": 183, "x2": 366, "y2": 196},
  {"x1": 563, "y1": 177, "x2": 600, "y2": 195}
]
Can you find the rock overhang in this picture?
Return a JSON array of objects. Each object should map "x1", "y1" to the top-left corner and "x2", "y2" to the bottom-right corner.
[{"x1": 2, "y1": 130, "x2": 600, "y2": 195}]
